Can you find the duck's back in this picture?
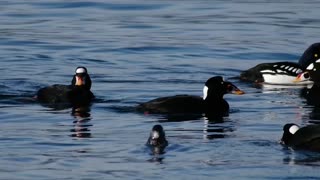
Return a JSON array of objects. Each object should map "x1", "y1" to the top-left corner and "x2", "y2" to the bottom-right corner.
[
  {"x1": 37, "y1": 84, "x2": 72, "y2": 104},
  {"x1": 290, "y1": 125, "x2": 320, "y2": 151},
  {"x1": 137, "y1": 95, "x2": 204, "y2": 114}
]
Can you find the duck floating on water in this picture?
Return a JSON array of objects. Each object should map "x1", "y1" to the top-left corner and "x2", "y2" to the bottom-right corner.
[
  {"x1": 146, "y1": 124, "x2": 168, "y2": 154},
  {"x1": 281, "y1": 123, "x2": 320, "y2": 152},
  {"x1": 240, "y1": 43, "x2": 320, "y2": 85},
  {"x1": 137, "y1": 76, "x2": 244, "y2": 117},
  {"x1": 36, "y1": 66, "x2": 94, "y2": 108}
]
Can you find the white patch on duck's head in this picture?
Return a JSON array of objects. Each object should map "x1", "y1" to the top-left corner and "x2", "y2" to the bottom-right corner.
[
  {"x1": 306, "y1": 63, "x2": 314, "y2": 70},
  {"x1": 152, "y1": 131, "x2": 160, "y2": 139},
  {"x1": 203, "y1": 86, "x2": 208, "y2": 100},
  {"x1": 76, "y1": 67, "x2": 87, "y2": 74},
  {"x1": 289, "y1": 125, "x2": 299, "y2": 135}
]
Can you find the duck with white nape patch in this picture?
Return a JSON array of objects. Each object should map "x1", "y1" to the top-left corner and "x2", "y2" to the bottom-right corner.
[
  {"x1": 36, "y1": 66, "x2": 94, "y2": 109},
  {"x1": 136, "y1": 76, "x2": 244, "y2": 117},
  {"x1": 281, "y1": 123, "x2": 320, "y2": 152},
  {"x1": 240, "y1": 43, "x2": 320, "y2": 85}
]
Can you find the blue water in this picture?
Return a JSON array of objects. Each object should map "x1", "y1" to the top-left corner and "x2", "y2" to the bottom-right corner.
[{"x1": 1, "y1": 1, "x2": 320, "y2": 179}]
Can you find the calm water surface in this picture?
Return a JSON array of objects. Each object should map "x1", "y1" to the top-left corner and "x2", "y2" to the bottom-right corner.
[{"x1": 0, "y1": 1, "x2": 320, "y2": 179}]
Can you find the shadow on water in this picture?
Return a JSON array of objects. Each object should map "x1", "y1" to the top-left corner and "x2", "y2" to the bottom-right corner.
[{"x1": 70, "y1": 106, "x2": 93, "y2": 138}]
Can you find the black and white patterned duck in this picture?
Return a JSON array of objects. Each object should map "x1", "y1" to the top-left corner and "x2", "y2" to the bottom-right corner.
[
  {"x1": 36, "y1": 67, "x2": 94, "y2": 108},
  {"x1": 281, "y1": 123, "x2": 320, "y2": 152},
  {"x1": 240, "y1": 43, "x2": 320, "y2": 85},
  {"x1": 136, "y1": 76, "x2": 244, "y2": 117}
]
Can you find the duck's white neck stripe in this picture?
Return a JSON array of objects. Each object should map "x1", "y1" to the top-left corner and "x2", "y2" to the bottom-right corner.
[{"x1": 203, "y1": 86, "x2": 208, "y2": 100}]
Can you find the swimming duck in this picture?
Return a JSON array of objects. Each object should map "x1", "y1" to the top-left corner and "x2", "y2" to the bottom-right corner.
[
  {"x1": 146, "y1": 124, "x2": 168, "y2": 154},
  {"x1": 147, "y1": 124, "x2": 168, "y2": 147},
  {"x1": 281, "y1": 123, "x2": 320, "y2": 152},
  {"x1": 36, "y1": 67, "x2": 94, "y2": 107},
  {"x1": 136, "y1": 76, "x2": 244, "y2": 117},
  {"x1": 240, "y1": 43, "x2": 320, "y2": 84}
]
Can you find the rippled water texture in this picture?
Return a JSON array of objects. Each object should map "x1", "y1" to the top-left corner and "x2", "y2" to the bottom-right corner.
[{"x1": 1, "y1": 1, "x2": 320, "y2": 179}]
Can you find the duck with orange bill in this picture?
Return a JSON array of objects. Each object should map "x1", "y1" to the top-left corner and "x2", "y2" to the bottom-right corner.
[
  {"x1": 136, "y1": 76, "x2": 244, "y2": 117},
  {"x1": 36, "y1": 66, "x2": 94, "y2": 108},
  {"x1": 240, "y1": 43, "x2": 320, "y2": 85}
]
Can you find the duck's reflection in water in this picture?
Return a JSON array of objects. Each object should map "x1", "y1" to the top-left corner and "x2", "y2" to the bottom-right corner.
[
  {"x1": 203, "y1": 115, "x2": 234, "y2": 140},
  {"x1": 156, "y1": 113, "x2": 234, "y2": 140},
  {"x1": 70, "y1": 106, "x2": 93, "y2": 138},
  {"x1": 282, "y1": 149, "x2": 320, "y2": 166}
]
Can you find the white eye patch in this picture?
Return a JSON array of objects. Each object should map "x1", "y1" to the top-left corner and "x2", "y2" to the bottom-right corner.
[
  {"x1": 203, "y1": 86, "x2": 208, "y2": 100},
  {"x1": 289, "y1": 125, "x2": 299, "y2": 135},
  {"x1": 76, "y1": 67, "x2": 86, "y2": 74},
  {"x1": 306, "y1": 63, "x2": 314, "y2": 70}
]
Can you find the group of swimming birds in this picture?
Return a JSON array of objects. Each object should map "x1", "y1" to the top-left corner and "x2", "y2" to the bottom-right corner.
[{"x1": 35, "y1": 42, "x2": 320, "y2": 153}]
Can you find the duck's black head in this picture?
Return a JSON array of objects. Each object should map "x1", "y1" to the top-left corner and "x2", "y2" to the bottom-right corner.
[
  {"x1": 203, "y1": 76, "x2": 244, "y2": 101},
  {"x1": 147, "y1": 125, "x2": 168, "y2": 147},
  {"x1": 299, "y1": 43, "x2": 320, "y2": 70},
  {"x1": 71, "y1": 67, "x2": 92, "y2": 90},
  {"x1": 281, "y1": 123, "x2": 300, "y2": 145}
]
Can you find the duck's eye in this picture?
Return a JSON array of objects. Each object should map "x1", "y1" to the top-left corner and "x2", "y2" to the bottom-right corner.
[
  {"x1": 315, "y1": 54, "x2": 318, "y2": 58},
  {"x1": 303, "y1": 72, "x2": 310, "y2": 79}
]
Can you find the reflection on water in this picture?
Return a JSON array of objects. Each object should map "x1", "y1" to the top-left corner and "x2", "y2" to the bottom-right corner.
[
  {"x1": 203, "y1": 116, "x2": 234, "y2": 140},
  {"x1": 283, "y1": 149, "x2": 320, "y2": 166},
  {"x1": 147, "y1": 154, "x2": 165, "y2": 164},
  {"x1": 309, "y1": 108, "x2": 320, "y2": 124},
  {"x1": 70, "y1": 106, "x2": 92, "y2": 138},
  {"x1": 157, "y1": 113, "x2": 203, "y2": 122},
  {"x1": 153, "y1": 113, "x2": 233, "y2": 140}
]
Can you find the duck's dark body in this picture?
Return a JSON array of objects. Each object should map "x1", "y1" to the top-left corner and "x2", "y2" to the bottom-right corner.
[
  {"x1": 37, "y1": 84, "x2": 94, "y2": 107},
  {"x1": 37, "y1": 84, "x2": 72, "y2": 104},
  {"x1": 282, "y1": 124, "x2": 320, "y2": 152},
  {"x1": 137, "y1": 95, "x2": 229, "y2": 115},
  {"x1": 136, "y1": 76, "x2": 243, "y2": 117},
  {"x1": 300, "y1": 84, "x2": 320, "y2": 107},
  {"x1": 36, "y1": 67, "x2": 94, "y2": 108},
  {"x1": 137, "y1": 95, "x2": 204, "y2": 114}
]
